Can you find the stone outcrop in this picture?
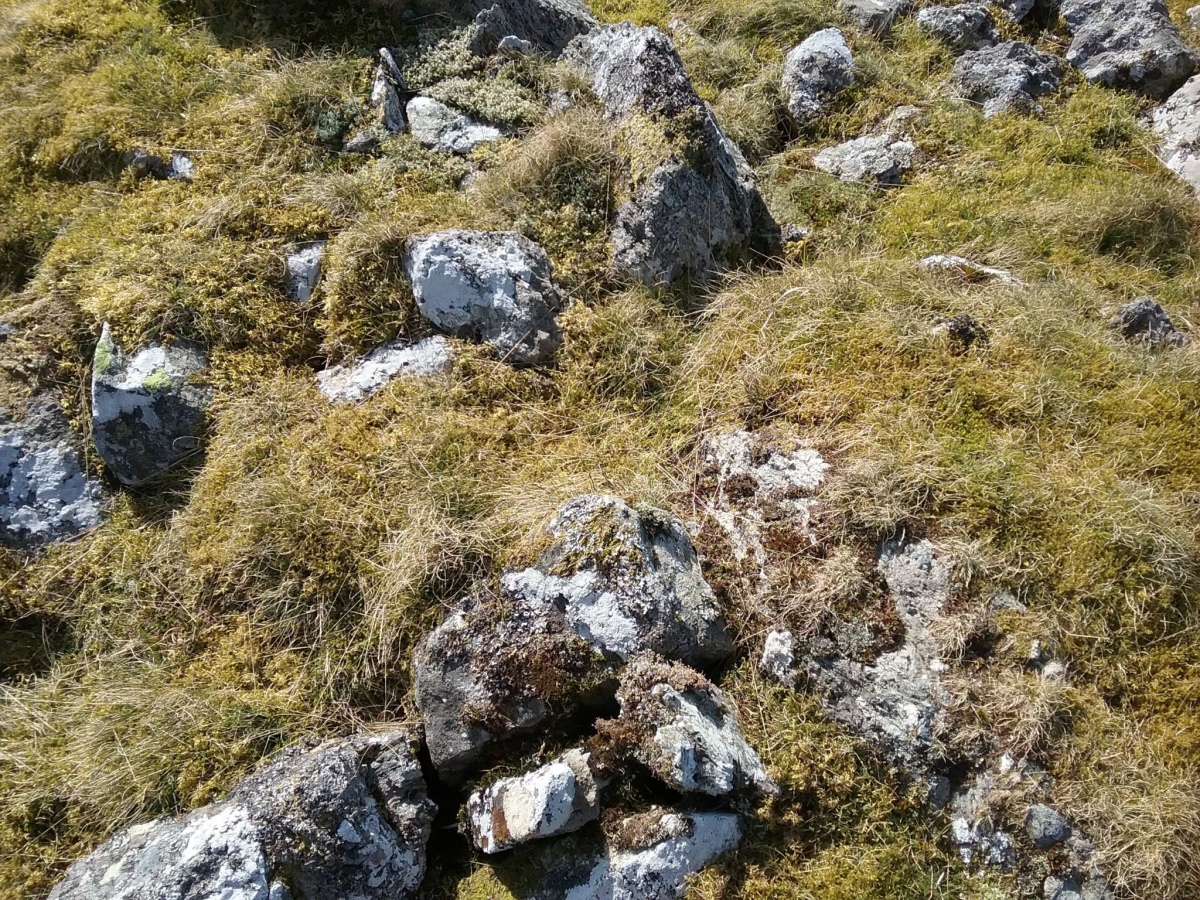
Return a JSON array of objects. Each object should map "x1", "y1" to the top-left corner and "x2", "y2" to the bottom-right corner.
[
  {"x1": 317, "y1": 336, "x2": 453, "y2": 402},
  {"x1": 950, "y1": 42, "x2": 1064, "y2": 117},
  {"x1": 372, "y1": 48, "x2": 407, "y2": 134},
  {"x1": 1107, "y1": 297, "x2": 1188, "y2": 346},
  {"x1": 464, "y1": 0, "x2": 598, "y2": 57},
  {"x1": 916, "y1": 4, "x2": 998, "y2": 53},
  {"x1": 285, "y1": 242, "x2": 325, "y2": 302},
  {"x1": 839, "y1": 0, "x2": 912, "y2": 34},
  {"x1": 90, "y1": 324, "x2": 212, "y2": 486},
  {"x1": 1153, "y1": 74, "x2": 1200, "y2": 197},
  {"x1": 404, "y1": 230, "x2": 563, "y2": 366},
  {"x1": 405, "y1": 97, "x2": 504, "y2": 154},
  {"x1": 814, "y1": 133, "x2": 915, "y2": 185},
  {"x1": 50, "y1": 731, "x2": 436, "y2": 900},
  {"x1": 1060, "y1": 0, "x2": 1196, "y2": 99},
  {"x1": 782, "y1": 28, "x2": 856, "y2": 124},
  {"x1": 0, "y1": 400, "x2": 104, "y2": 549},
  {"x1": 563, "y1": 23, "x2": 779, "y2": 284}
]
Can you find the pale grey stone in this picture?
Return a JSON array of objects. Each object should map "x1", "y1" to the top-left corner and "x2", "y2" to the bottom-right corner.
[
  {"x1": 919, "y1": 254, "x2": 1022, "y2": 283},
  {"x1": 465, "y1": 0, "x2": 597, "y2": 57},
  {"x1": 916, "y1": 4, "x2": 998, "y2": 53},
  {"x1": 950, "y1": 41, "x2": 1064, "y2": 116},
  {"x1": 760, "y1": 629, "x2": 798, "y2": 686},
  {"x1": 996, "y1": 0, "x2": 1036, "y2": 21},
  {"x1": 814, "y1": 133, "x2": 915, "y2": 185},
  {"x1": 169, "y1": 153, "x2": 195, "y2": 181},
  {"x1": 782, "y1": 28, "x2": 856, "y2": 124},
  {"x1": 1189, "y1": 5, "x2": 1200, "y2": 28},
  {"x1": 405, "y1": 97, "x2": 503, "y2": 154},
  {"x1": 372, "y1": 48, "x2": 407, "y2": 134},
  {"x1": 285, "y1": 242, "x2": 325, "y2": 302},
  {"x1": 1154, "y1": 74, "x2": 1200, "y2": 197},
  {"x1": 317, "y1": 336, "x2": 453, "y2": 402},
  {"x1": 839, "y1": 0, "x2": 912, "y2": 34}
]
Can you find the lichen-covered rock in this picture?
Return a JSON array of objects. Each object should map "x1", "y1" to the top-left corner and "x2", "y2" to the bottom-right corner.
[
  {"x1": 919, "y1": 253, "x2": 1021, "y2": 283},
  {"x1": 1190, "y1": 4, "x2": 1200, "y2": 28},
  {"x1": 285, "y1": 242, "x2": 325, "y2": 302},
  {"x1": 467, "y1": 749, "x2": 600, "y2": 853},
  {"x1": 995, "y1": 0, "x2": 1036, "y2": 21},
  {"x1": 0, "y1": 401, "x2": 104, "y2": 549},
  {"x1": 950, "y1": 41, "x2": 1064, "y2": 116},
  {"x1": 782, "y1": 28, "x2": 856, "y2": 124},
  {"x1": 50, "y1": 731, "x2": 435, "y2": 900},
  {"x1": 604, "y1": 655, "x2": 777, "y2": 797},
  {"x1": 1154, "y1": 74, "x2": 1200, "y2": 197},
  {"x1": 406, "y1": 97, "x2": 504, "y2": 154},
  {"x1": 916, "y1": 4, "x2": 998, "y2": 53},
  {"x1": 813, "y1": 133, "x2": 915, "y2": 185},
  {"x1": 1060, "y1": 0, "x2": 1196, "y2": 99},
  {"x1": 501, "y1": 494, "x2": 734, "y2": 666},
  {"x1": 563, "y1": 23, "x2": 779, "y2": 284},
  {"x1": 1107, "y1": 297, "x2": 1188, "y2": 346},
  {"x1": 90, "y1": 324, "x2": 212, "y2": 486},
  {"x1": 1026, "y1": 803, "x2": 1072, "y2": 849},
  {"x1": 839, "y1": 0, "x2": 912, "y2": 34},
  {"x1": 317, "y1": 336, "x2": 453, "y2": 402},
  {"x1": 372, "y1": 47, "x2": 407, "y2": 133},
  {"x1": 404, "y1": 230, "x2": 563, "y2": 365},
  {"x1": 465, "y1": 0, "x2": 597, "y2": 57},
  {"x1": 760, "y1": 629, "x2": 798, "y2": 687}
]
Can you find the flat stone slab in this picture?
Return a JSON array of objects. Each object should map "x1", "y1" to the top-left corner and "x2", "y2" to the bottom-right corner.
[
  {"x1": 317, "y1": 336, "x2": 453, "y2": 402},
  {"x1": 406, "y1": 97, "x2": 504, "y2": 154},
  {"x1": 814, "y1": 134, "x2": 915, "y2": 185}
]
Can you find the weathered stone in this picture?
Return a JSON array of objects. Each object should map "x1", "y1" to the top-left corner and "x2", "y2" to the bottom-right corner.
[
  {"x1": 782, "y1": 28, "x2": 856, "y2": 124},
  {"x1": 50, "y1": 731, "x2": 435, "y2": 900},
  {"x1": 1108, "y1": 298, "x2": 1188, "y2": 346},
  {"x1": 1045, "y1": 875, "x2": 1084, "y2": 900},
  {"x1": 1026, "y1": 803, "x2": 1072, "y2": 849},
  {"x1": 935, "y1": 313, "x2": 990, "y2": 352},
  {"x1": 464, "y1": 0, "x2": 597, "y2": 57},
  {"x1": 285, "y1": 242, "x2": 325, "y2": 302},
  {"x1": 343, "y1": 130, "x2": 380, "y2": 155},
  {"x1": 950, "y1": 41, "x2": 1064, "y2": 116},
  {"x1": 1154, "y1": 74, "x2": 1200, "y2": 197},
  {"x1": 122, "y1": 150, "x2": 194, "y2": 181},
  {"x1": 467, "y1": 749, "x2": 600, "y2": 853},
  {"x1": 405, "y1": 97, "x2": 504, "y2": 154},
  {"x1": 605, "y1": 655, "x2": 776, "y2": 797},
  {"x1": 317, "y1": 336, "x2": 453, "y2": 403},
  {"x1": 839, "y1": 0, "x2": 912, "y2": 34},
  {"x1": 372, "y1": 48, "x2": 407, "y2": 134},
  {"x1": 760, "y1": 629, "x2": 798, "y2": 687},
  {"x1": 1189, "y1": 5, "x2": 1200, "y2": 28},
  {"x1": 919, "y1": 253, "x2": 1022, "y2": 283},
  {"x1": 0, "y1": 401, "x2": 104, "y2": 550},
  {"x1": 916, "y1": 4, "x2": 998, "y2": 53},
  {"x1": 1060, "y1": 0, "x2": 1196, "y2": 99},
  {"x1": 502, "y1": 494, "x2": 734, "y2": 666},
  {"x1": 169, "y1": 153, "x2": 195, "y2": 181},
  {"x1": 90, "y1": 324, "x2": 212, "y2": 486},
  {"x1": 404, "y1": 230, "x2": 562, "y2": 365},
  {"x1": 813, "y1": 133, "x2": 915, "y2": 185},
  {"x1": 996, "y1": 0, "x2": 1036, "y2": 22},
  {"x1": 563, "y1": 23, "x2": 779, "y2": 284}
]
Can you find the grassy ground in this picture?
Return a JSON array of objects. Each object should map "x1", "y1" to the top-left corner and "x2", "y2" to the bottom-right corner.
[{"x1": 1, "y1": 0, "x2": 1198, "y2": 897}]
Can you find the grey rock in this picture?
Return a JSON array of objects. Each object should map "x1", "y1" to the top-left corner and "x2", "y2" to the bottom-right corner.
[
  {"x1": 285, "y1": 242, "x2": 325, "y2": 302},
  {"x1": 782, "y1": 28, "x2": 856, "y2": 124},
  {"x1": 780, "y1": 223, "x2": 812, "y2": 243},
  {"x1": 1154, "y1": 74, "x2": 1200, "y2": 197},
  {"x1": 1026, "y1": 803, "x2": 1072, "y2": 849},
  {"x1": 405, "y1": 97, "x2": 504, "y2": 154},
  {"x1": 90, "y1": 324, "x2": 211, "y2": 486},
  {"x1": 343, "y1": 130, "x2": 380, "y2": 154},
  {"x1": 1108, "y1": 298, "x2": 1188, "y2": 346},
  {"x1": 169, "y1": 153, "x2": 195, "y2": 181},
  {"x1": 916, "y1": 4, "x2": 999, "y2": 53},
  {"x1": 122, "y1": 150, "x2": 194, "y2": 181},
  {"x1": 465, "y1": 0, "x2": 598, "y2": 57},
  {"x1": 1190, "y1": 5, "x2": 1200, "y2": 28},
  {"x1": 950, "y1": 41, "x2": 1064, "y2": 116},
  {"x1": 919, "y1": 253, "x2": 1022, "y2": 283},
  {"x1": 317, "y1": 336, "x2": 453, "y2": 403},
  {"x1": 50, "y1": 731, "x2": 435, "y2": 900},
  {"x1": 404, "y1": 230, "x2": 563, "y2": 365},
  {"x1": 0, "y1": 401, "x2": 104, "y2": 550},
  {"x1": 466, "y1": 749, "x2": 600, "y2": 853},
  {"x1": 813, "y1": 133, "x2": 915, "y2": 185},
  {"x1": 1045, "y1": 875, "x2": 1084, "y2": 900},
  {"x1": 996, "y1": 0, "x2": 1036, "y2": 21},
  {"x1": 1061, "y1": 0, "x2": 1196, "y2": 99},
  {"x1": 563, "y1": 23, "x2": 780, "y2": 284},
  {"x1": 760, "y1": 629, "x2": 798, "y2": 686},
  {"x1": 501, "y1": 494, "x2": 734, "y2": 666},
  {"x1": 935, "y1": 313, "x2": 990, "y2": 351},
  {"x1": 839, "y1": 0, "x2": 912, "y2": 34},
  {"x1": 371, "y1": 48, "x2": 407, "y2": 134}
]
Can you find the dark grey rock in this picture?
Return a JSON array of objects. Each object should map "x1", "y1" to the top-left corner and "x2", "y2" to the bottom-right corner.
[
  {"x1": 936, "y1": 313, "x2": 990, "y2": 352},
  {"x1": 950, "y1": 41, "x2": 1065, "y2": 116},
  {"x1": 1026, "y1": 803, "x2": 1072, "y2": 849},
  {"x1": 916, "y1": 4, "x2": 999, "y2": 53},
  {"x1": 813, "y1": 133, "x2": 915, "y2": 185},
  {"x1": 996, "y1": 0, "x2": 1036, "y2": 21},
  {"x1": 0, "y1": 401, "x2": 104, "y2": 550},
  {"x1": 1061, "y1": 0, "x2": 1196, "y2": 99},
  {"x1": 343, "y1": 130, "x2": 380, "y2": 154},
  {"x1": 782, "y1": 28, "x2": 856, "y2": 124},
  {"x1": 1045, "y1": 875, "x2": 1084, "y2": 900},
  {"x1": 1108, "y1": 298, "x2": 1188, "y2": 346},
  {"x1": 839, "y1": 0, "x2": 912, "y2": 34},
  {"x1": 122, "y1": 150, "x2": 194, "y2": 181},
  {"x1": 1154, "y1": 74, "x2": 1200, "y2": 196},
  {"x1": 90, "y1": 325, "x2": 212, "y2": 486},
  {"x1": 464, "y1": 0, "x2": 597, "y2": 57},
  {"x1": 403, "y1": 230, "x2": 563, "y2": 365}
]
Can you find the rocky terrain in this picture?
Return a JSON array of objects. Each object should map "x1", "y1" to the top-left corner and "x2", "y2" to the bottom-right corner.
[{"x1": 1, "y1": 0, "x2": 1199, "y2": 898}]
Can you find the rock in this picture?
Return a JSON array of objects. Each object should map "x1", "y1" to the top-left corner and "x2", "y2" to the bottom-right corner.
[
  {"x1": 343, "y1": 130, "x2": 380, "y2": 155},
  {"x1": 90, "y1": 324, "x2": 212, "y2": 486},
  {"x1": 760, "y1": 629, "x2": 798, "y2": 686},
  {"x1": 317, "y1": 336, "x2": 453, "y2": 402},
  {"x1": 501, "y1": 494, "x2": 734, "y2": 666},
  {"x1": 1107, "y1": 298, "x2": 1188, "y2": 346},
  {"x1": 782, "y1": 28, "x2": 856, "y2": 124},
  {"x1": 919, "y1": 253, "x2": 1022, "y2": 283},
  {"x1": 916, "y1": 4, "x2": 998, "y2": 53},
  {"x1": 122, "y1": 150, "x2": 194, "y2": 181},
  {"x1": 780, "y1": 223, "x2": 812, "y2": 244},
  {"x1": 285, "y1": 242, "x2": 325, "y2": 302},
  {"x1": 839, "y1": 0, "x2": 912, "y2": 34},
  {"x1": 604, "y1": 655, "x2": 776, "y2": 797},
  {"x1": 950, "y1": 41, "x2": 1064, "y2": 116},
  {"x1": 935, "y1": 313, "x2": 990, "y2": 352},
  {"x1": 952, "y1": 813, "x2": 1017, "y2": 869},
  {"x1": 403, "y1": 230, "x2": 563, "y2": 366},
  {"x1": 169, "y1": 153, "x2": 195, "y2": 181},
  {"x1": 464, "y1": 0, "x2": 598, "y2": 57},
  {"x1": 1045, "y1": 875, "x2": 1084, "y2": 900},
  {"x1": 813, "y1": 133, "x2": 915, "y2": 185},
  {"x1": 1153, "y1": 74, "x2": 1200, "y2": 197},
  {"x1": 563, "y1": 23, "x2": 779, "y2": 284},
  {"x1": 50, "y1": 731, "x2": 435, "y2": 900},
  {"x1": 371, "y1": 48, "x2": 407, "y2": 134},
  {"x1": 1189, "y1": 5, "x2": 1200, "y2": 29},
  {"x1": 996, "y1": 0, "x2": 1036, "y2": 21},
  {"x1": 0, "y1": 401, "x2": 104, "y2": 550},
  {"x1": 405, "y1": 97, "x2": 504, "y2": 154},
  {"x1": 466, "y1": 749, "x2": 600, "y2": 853},
  {"x1": 1060, "y1": 0, "x2": 1196, "y2": 99},
  {"x1": 1026, "y1": 803, "x2": 1072, "y2": 849}
]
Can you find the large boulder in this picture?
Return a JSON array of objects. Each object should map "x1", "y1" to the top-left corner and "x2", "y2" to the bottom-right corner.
[
  {"x1": 405, "y1": 97, "x2": 504, "y2": 154},
  {"x1": 1154, "y1": 74, "x2": 1200, "y2": 197},
  {"x1": 1060, "y1": 0, "x2": 1196, "y2": 99},
  {"x1": 916, "y1": 4, "x2": 998, "y2": 53},
  {"x1": 404, "y1": 230, "x2": 563, "y2": 366},
  {"x1": 464, "y1": 0, "x2": 598, "y2": 57},
  {"x1": 90, "y1": 325, "x2": 212, "y2": 486},
  {"x1": 563, "y1": 23, "x2": 779, "y2": 284},
  {"x1": 50, "y1": 731, "x2": 436, "y2": 900},
  {"x1": 317, "y1": 336, "x2": 453, "y2": 403},
  {"x1": 0, "y1": 400, "x2": 104, "y2": 550},
  {"x1": 813, "y1": 133, "x2": 915, "y2": 185},
  {"x1": 839, "y1": 0, "x2": 912, "y2": 34},
  {"x1": 950, "y1": 42, "x2": 1064, "y2": 117},
  {"x1": 782, "y1": 28, "x2": 856, "y2": 124}
]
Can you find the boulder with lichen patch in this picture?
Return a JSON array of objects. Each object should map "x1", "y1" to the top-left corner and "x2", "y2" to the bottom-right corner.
[
  {"x1": 464, "y1": 0, "x2": 597, "y2": 57},
  {"x1": 916, "y1": 4, "x2": 998, "y2": 53},
  {"x1": 950, "y1": 42, "x2": 1064, "y2": 116},
  {"x1": 814, "y1": 133, "x2": 915, "y2": 185},
  {"x1": 90, "y1": 324, "x2": 212, "y2": 486},
  {"x1": 782, "y1": 28, "x2": 856, "y2": 124},
  {"x1": 405, "y1": 97, "x2": 505, "y2": 154}
]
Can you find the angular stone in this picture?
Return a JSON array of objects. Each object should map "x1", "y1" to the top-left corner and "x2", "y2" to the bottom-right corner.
[
  {"x1": 935, "y1": 313, "x2": 990, "y2": 352},
  {"x1": 372, "y1": 48, "x2": 407, "y2": 134},
  {"x1": 950, "y1": 41, "x2": 1064, "y2": 117},
  {"x1": 919, "y1": 253, "x2": 1021, "y2": 283},
  {"x1": 1026, "y1": 803, "x2": 1072, "y2": 849},
  {"x1": 1108, "y1": 298, "x2": 1188, "y2": 346},
  {"x1": 839, "y1": 0, "x2": 912, "y2": 34},
  {"x1": 760, "y1": 629, "x2": 798, "y2": 687},
  {"x1": 1154, "y1": 74, "x2": 1200, "y2": 197},
  {"x1": 285, "y1": 242, "x2": 325, "y2": 302},
  {"x1": 0, "y1": 401, "x2": 104, "y2": 550},
  {"x1": 814, "y1": 133, "x2": 915, "y2": 185},
  {"x1": 465, "y1": 0, "x2": 597, "y2": 57},
  {"x1": 404, "y1": 230, "x2": 562, "y2": 366},
  {"x1": 782, "y1": 28, "x2": 856, "y2": 124},
  {"x1": 317, "y1": 336, "x2": 453, "y2": 403},
  {"x1": 90, "y1": 324, "x2": 211, "y2": 486},
  {"x1": 995, "y1": 0, "x2": 1035, "y2": 22},
  {"x1": 916, "y1": 4, "x2": 998, "y2": 53},
  {"x1": 1061, "y1": 0, "x2": 1196, "y2": 99},
  {"x1": 405, "y1": 97, "x2": 503, "y2": 154}
]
